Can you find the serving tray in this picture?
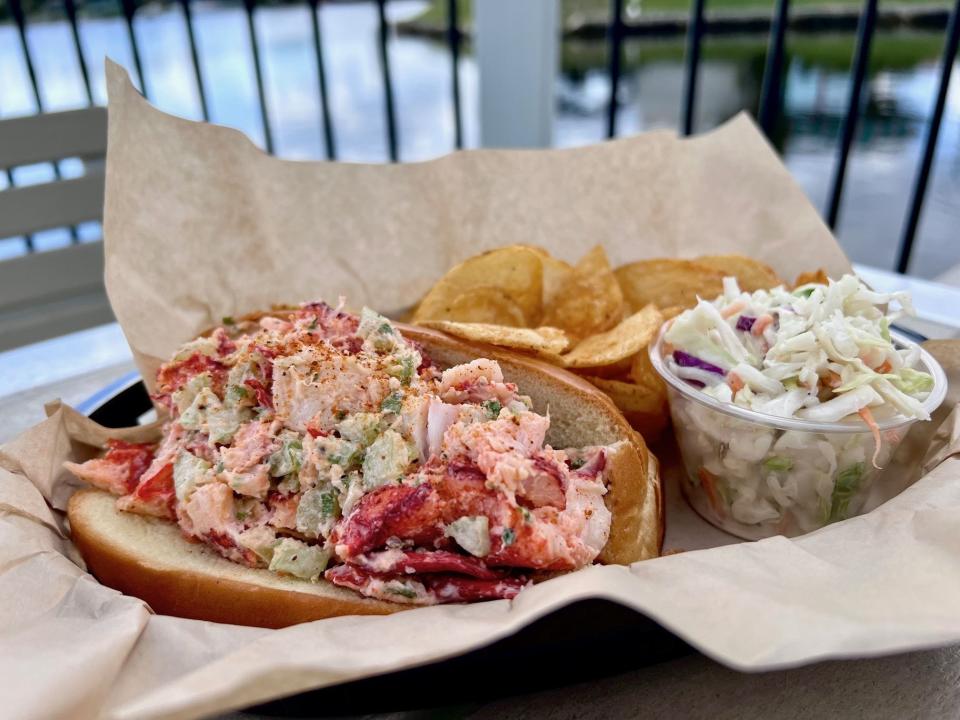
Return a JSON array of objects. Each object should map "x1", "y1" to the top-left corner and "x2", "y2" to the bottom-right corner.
[{"x1": 80, "y1": 375, "x2": 691, "y2": 715}]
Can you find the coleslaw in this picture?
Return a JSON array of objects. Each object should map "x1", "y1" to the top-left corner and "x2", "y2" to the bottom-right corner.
[{"x1": 652, "y1": 273, "x2": 944, "y2": 539}]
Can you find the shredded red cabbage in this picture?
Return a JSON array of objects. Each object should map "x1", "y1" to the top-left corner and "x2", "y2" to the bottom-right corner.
[
  {"x1": 673, "y1": 350, "x2": 726, "y2": 376},
  {"x1": 736, "y1": 315, "x2": 756, "y2": 332}
]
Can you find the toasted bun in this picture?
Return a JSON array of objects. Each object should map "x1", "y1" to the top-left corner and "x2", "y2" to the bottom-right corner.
[
  {"x1": 68, "y1": 325, "x2": 662, "y2": 627},
  {"x1": 68, "y1": 488, "x2": 403, "y2": 627}
]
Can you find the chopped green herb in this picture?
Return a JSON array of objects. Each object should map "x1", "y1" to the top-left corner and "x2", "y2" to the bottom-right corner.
[
  {"x1": 484, "y1": 400, "x2": 502, "y2": 418},
  {"x1": 387, "y1": 585, "x2": 417, "y2": 599},
  {"x1": 388, "y1": 354, "x2": 416, "y2": 385},
  {"x1": 329, "y1": 442, "x2": 363, "y2": 468},
  {"x1": 520, "y1": 507, "x2": 532, "y2": 523},
  {"x1": 569, "y1": 457, "x2": 586, "y2": 470},
  {"x1": 296, "y1": 488, "x2": 340, "y2": 535},
  {"x1": 308, "y1": 318, "x2": 318, "y2": 331},
  {"x1": 502, "y1": 528, "x2": 516, "y2": 546},
  {"x1": 221, "y1": 316, "x2": 235, "y2": 325},
  {"x1": 380, "y1": 392, "x2": 403, "y2": 414},
  {"x1": 235, "y1": 510, "x2": 248, "y2": 521},
  {"x1": 320, "y1": 491, "x2": 339, "y2": 518},
  {"x1": 794, "y1": 287, "x2": 816, "y2": 298},
  {"x1": 763, "y1": 456, "x2": 794, "y2": 472},
  {"x1": 335, "y1": 409, "x2": 348, "y2": 421},
  {"x1": 215, "y1": 461, "x2": 225, "y2": 473},
  {"x1": 268, "y1": 437, "x2": 303, "y2": 477},
  {"x1": 226, "y1": 384, "x2": 249, "y2": 404},
  {"x1": 378, "y1": 322, "x2": 394, "y2": 335}
]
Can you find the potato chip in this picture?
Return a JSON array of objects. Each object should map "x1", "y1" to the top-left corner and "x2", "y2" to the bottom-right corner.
[
  {"x1": 583, "y1": 375, "x2": 669, "y2": 441},
  {"x1": 614, "y1": 259, "x2": 725, "y2": 312},
  {"x1": 570, "y1": 357, "x2": 633, "y2": 380},
  {"x1": 542, "y1": 245, "x2": 625, "y2": 340},
  {"x1": 586, "y1": 375, "x2": 666, "y2": 414},
  {"x1": 541, "y1": 257, "x2": 575, "y2": 308},
  {"x1": 421, "y1": 321, "x2": 571, "y2": 356},
  {"x1": 560, "y1": 304, "x2": 663, "y2": 369},
  {"x1": 696, "y1": 254, "x2": 783, "y2": 292},
  {"x1": 413, "y1": 246, "x2": 543, "y2": 325},
  {"x1": 630, "y1": 346, "x2": 667, "y2": 393},
  {"x1": 793, "y1": 268, "x2": 829, "y2": 288},
  {"x1": 437, "y1": 287, "x2": 527, "y2": 326},
  {"x1": 658, "y1": 305, "x2": 685, "y2": 320}
]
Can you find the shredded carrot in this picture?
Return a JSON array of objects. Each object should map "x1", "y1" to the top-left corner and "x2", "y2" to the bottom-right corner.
[
  {"x1": 876, "y1": 360, "x2": 893, "y2": 374},
  {"x1": 775, "y1": 510, "x2": 794, "y2": 536},
  {"x1": 824, "y1": 371, "x2": 842, "y2": 389},
  {"x1": 698, "y1": 467, "x2": 725, "y2": 516},
  {"x1": 858, "y1": 407, "x2": 883, "y2": 469},
  {"x1": 752, "y1": 313, "x2": 774, "y2": 336},
  {"x1": 721, "y1": 300, "x2": 747, "y2": 318},
  {"x1": 727, "y1": 372, "x2": 745, "y2": 395}
]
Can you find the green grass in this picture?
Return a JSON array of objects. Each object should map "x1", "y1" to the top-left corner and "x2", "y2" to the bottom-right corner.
[
  {"x1": 412, "y1": 0, "x2": 945, "y2": 23},
  {"x1": 561, "y1": 29, "x2": 945, "y2": 74}
]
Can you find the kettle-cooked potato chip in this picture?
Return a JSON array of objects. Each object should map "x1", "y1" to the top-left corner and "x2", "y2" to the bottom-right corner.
[
  {"x1": 582, "y1": 375, "x2": 669, "y2": 441},
  {"x1": 793, "y1": 268, "x2": 830, "y2": 288},
  {"x1": 569, "y1": 357, "x2": 633, "y2": 379},
  {"x1": 630, "y1": 346, "x2": 667, "y2": 393},
  {"x1": 542, "y1": 245, "x2": 625, "y2": 341},
  {"x1": 614, "y1": 259, "x2": 725, "y2": 312},
  {"x1": 560, "y1": 304, "x2": 663, "y2": 369},
  {"x1": 413, "y1": 246, "x2": 544, "y2": 326},
  {"x1": 658, "y1": 305, "x2": 685, "y2": 320},
  {"x1": 419, "y1": 321, "x2": 571, "y2": 357},
  {"x1": 696, "y1": 254, "x2": 783, "y2": 292},
  {"x1": 422, "y1": 287, "x2": 527, "y2": 326},
  {"x1": 541, "y1": 257, "x2": 575, "y2": 309}
]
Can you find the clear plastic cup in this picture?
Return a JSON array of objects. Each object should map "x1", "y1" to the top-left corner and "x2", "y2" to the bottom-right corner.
[{"x1": 649, "y1": 326, "x2": 948, "y2": 540}]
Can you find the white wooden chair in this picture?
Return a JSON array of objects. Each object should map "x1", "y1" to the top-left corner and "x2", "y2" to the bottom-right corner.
[{"x1": 0, "y1": 107, "x2": 111, "y2": 351}]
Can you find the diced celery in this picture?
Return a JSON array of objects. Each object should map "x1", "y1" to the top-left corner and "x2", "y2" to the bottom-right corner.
[
  {"x1": 361, "y1": 430, "x2": 411, "y2": 490},
  {"x1": 269, "y1": 436, "x2": 303, "y2": 478},
  {"x1": 268, "y1": 538, "x2": 331, "y2": 581},
  {"x1": 173, "y1": 451, "x2": 212, "y2": 503},
  {"x1": 380, "y1": 392, "x2": 404, "y2": 414},
  {"x1": 444, "y1": 516, "x2": 491, "y2": 557},
  {"x1": 337, "y1": 412, "x2": 382, "y2": 446},
  {"x1": 296, "y1": 487, "x2": 341, "y2": 537}
]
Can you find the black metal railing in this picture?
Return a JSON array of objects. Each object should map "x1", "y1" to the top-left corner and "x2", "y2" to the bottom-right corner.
[
  {"x1": 2, "y1": 0, "x2": 958, "y2": 276},
  {"x1": 0, "y1": 0, "x2": 465, "y2": 254},
  {"x1": 607, "y1": 0, "x2": 960, "y2": 274}
]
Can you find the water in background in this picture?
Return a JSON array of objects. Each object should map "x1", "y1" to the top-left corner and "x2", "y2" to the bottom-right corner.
[{"x1": 1, "y1": 0, "x2": 957, "y2": 279}]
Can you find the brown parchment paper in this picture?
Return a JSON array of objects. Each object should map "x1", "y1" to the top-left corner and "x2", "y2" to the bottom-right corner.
[
  {"x1": 2, "y1": 60, "x2": 958, "y2": 720},
  {"x1": 98, "y1": 62, "x2": 850, "y2": 390}
]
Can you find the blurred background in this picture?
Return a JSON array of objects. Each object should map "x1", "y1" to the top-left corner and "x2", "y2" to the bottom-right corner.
[{"x1": 1, "y1": 0, "x2": 958, "y2": 350}]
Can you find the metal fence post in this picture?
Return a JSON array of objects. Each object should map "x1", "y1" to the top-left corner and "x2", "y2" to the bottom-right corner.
[
  {"x1": 758, "y1": 0, "x2": 790, "y2": 138},
  {"x1": 825, "y1": 0, "x2": 878, "y2": 229},
  {"x1": 681, "y1": 0, "x2": 707, "y2": 136},
  {"x1": 475, "y1": 0, "x2": 558, "y2": 148},
  {"x1": 895, "y1": 0, "x2": 960, "y2": 274}
]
